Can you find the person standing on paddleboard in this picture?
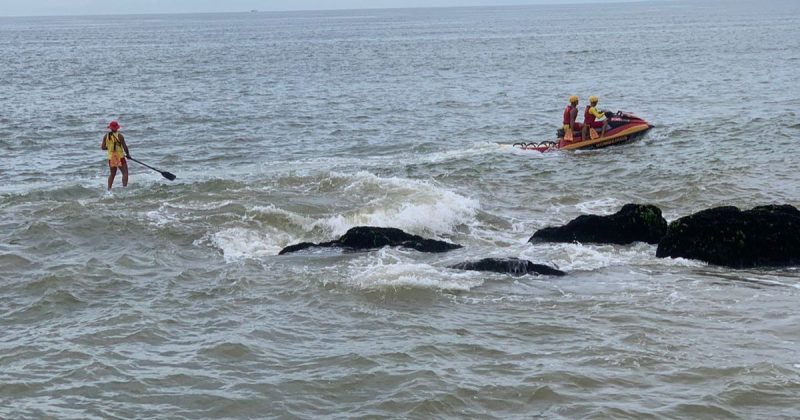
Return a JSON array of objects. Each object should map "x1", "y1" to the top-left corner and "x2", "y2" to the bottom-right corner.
[{"x1": 101, "y1": 120, "x2": 131, "y2": 190}]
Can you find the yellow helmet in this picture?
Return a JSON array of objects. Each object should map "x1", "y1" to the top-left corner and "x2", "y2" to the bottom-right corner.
[
  {"x1": 568, "y1": 95, "x2": 578, "y2": 104},
  {"x1": 588, "y1": 95, "x2": 599, "y2": 104}
]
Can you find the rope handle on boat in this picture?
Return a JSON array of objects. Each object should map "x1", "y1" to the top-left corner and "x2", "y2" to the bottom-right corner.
[{"x1": 512, "y1": 141, "x2": 557, "y2": 150}]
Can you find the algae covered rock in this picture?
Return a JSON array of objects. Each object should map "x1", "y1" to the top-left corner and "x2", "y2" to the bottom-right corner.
[
  {"x1": 656, "y1": 205, "x2": 800, "y2": 268},
  {"x1": 449, "y1": 257, "x2": 565, "y2": 276},
  {"x1": 279, "y1": 226, "x2": 462, "y2": 255},
  {"x1": 336, "y1": 226, "x2": 461, "y2": 253},
  {"x1": 529, "y1": 203, "x2": 667, "y2": 245}
]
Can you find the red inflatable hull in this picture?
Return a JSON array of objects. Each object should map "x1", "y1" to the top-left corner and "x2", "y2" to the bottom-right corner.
[{"x1": 514, "y1": 111, "x2": 653, "y2": 152}]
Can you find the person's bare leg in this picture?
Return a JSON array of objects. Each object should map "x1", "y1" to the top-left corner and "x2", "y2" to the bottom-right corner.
[
  {"x1": 121, "y1": 162, "x2": 129, "y2": 187},
  {"x1": 108, "y1": 166, "x2": 117, "y2": 190}
]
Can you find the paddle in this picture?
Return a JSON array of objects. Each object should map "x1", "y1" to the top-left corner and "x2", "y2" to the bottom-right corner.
[{"x1": 127, "y1": 157, "x2": 176, "y2": 181}]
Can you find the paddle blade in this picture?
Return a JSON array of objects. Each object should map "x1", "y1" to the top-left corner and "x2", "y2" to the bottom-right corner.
[
  {"x1": 589, "y1": 128, "x2": 599, "y2": 140},
  {"x1": 161, "y1": 171, "x2": 177, "y2": 181}
]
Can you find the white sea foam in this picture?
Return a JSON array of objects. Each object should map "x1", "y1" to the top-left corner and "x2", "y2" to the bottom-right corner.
[
  {"x1": 313, "y1": 171, "x2": 480, "y2": 238},
  {"x1": 252, "y1": 204, "x2": 317, "y2": 228},
  {"x1": 342, "y1": 249, "x2": 484, "y2": 291},
  {"x1": 521, "y1": 241, "x2": 704, "y2": 272},
  {"x1": 521, "y1": 242, "x2": 615, "y2": 272},
  {"x1": 162, "y1": 200, "x2": 234, "y2": 211},
  {"x1": 531, "y1": 198, "x2": 627, "y2": 229},
  {"x1": 192, "y1": 182, "x2": 473, "y2": 262},
  {"x1": 201, "y1": 177, "x2": 478, "y2": 260},
  {"x1": 144, "y1": 204, "x2": 180, "y2": 227},
  {"x1": 207, "y1": 227, "x2": 289, "y2": 262},
  {"x1": 574, "y1": 197, "x2": 627, "y2": 215}
]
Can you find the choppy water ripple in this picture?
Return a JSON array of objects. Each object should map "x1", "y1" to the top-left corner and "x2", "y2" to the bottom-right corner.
[{"x1": 2, "y1": 1, "x2": 800, "y2": 418}]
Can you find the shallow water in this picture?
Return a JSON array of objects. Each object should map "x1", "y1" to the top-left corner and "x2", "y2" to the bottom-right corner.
[{"x1": 2, "y1": 1, "x2": 800, "y2": 418}]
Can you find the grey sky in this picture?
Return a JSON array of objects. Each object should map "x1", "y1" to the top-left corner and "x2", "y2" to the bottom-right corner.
[{"x1": 1, "y1": 0, "x2": 644, "y2": 17}]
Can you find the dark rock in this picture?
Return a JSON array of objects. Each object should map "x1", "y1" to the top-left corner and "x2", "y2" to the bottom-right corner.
[
  {"x1": 337, "y1": 226, "x2": 461, "y2": 253},
  {"x1": 449, "y1": 257, "x2": 565, "y2": 276},
  {"x1": 529, "y1": 203, "x2": 667, "y2": 245},
  {"x1": 279, "y1": 226, "x2": 462, "y2": 255},
  {"x1": 277, "y1": 242, "x2": 319, "y2": 255},
  {"x1": 656, "y1": 204, "x2": 800, "y2": 268}
]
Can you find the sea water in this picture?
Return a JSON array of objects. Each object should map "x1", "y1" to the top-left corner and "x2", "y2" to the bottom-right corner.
[{"x1": 1, "y1": 1, "x2": 800, "y2": 417}]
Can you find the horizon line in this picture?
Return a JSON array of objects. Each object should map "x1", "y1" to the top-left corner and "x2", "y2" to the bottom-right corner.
[{"x1": 0, "y1": 0, "x2": 655, "y2": 19}]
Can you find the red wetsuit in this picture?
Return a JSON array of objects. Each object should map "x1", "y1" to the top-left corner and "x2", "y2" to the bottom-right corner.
[
  {"x1": 563, "y1": 105, "x2": 581, "y2": 130},
  {"x1": 584, "y1": 105, "x2": 606, "y2": 129}
]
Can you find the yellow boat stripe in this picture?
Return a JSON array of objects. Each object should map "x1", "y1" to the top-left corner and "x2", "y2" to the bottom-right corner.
[{"x1": 560, "y1": 124, "x2": 650, "y2": 150}]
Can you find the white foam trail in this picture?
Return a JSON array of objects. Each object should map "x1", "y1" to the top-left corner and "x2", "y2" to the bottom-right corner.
[
  {"x1": 267, "y1": 141, "x2": 506, "y2": 173},
  {"x1": 415, "y1": 141, "x2": 505, "y2": 165},
  {"x1": 505, "y1": 144, "x2": 565, "y2": 160}
]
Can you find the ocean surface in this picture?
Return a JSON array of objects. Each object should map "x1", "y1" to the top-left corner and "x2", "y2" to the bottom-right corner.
[{"x1": 2, "y1": 0, "x2": 800, "y2": 417}]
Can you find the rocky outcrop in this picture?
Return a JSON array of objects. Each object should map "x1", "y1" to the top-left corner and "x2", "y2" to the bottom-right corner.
[
  {"x1": 279, "y1": 226, "x2": 462, "y2": 255},
  {"x1": 529, "y1": 204, "x2": 668, "y2": 245},
  {"x1": 656, "y1": 205, "x2": 800, "y2": 268},
  {"x1": 278, "y1": 242, "x2": 318, "y2": 255},
  {"x1": 449, "y1": 258, "x2": 565, "y2": 276}
]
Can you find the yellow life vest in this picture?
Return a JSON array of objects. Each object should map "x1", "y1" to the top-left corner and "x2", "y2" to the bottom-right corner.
[
  {"x1": 104, "y1": 132, "x2": 125, "y2": 166},
  {"x1": 588, "y1": 106, "x2": 605, "y2": 120}
]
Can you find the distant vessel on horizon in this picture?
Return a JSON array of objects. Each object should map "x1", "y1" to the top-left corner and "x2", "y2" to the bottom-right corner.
[{"x1": 250, "y1": 9, "x2": 258, "y2": 13}]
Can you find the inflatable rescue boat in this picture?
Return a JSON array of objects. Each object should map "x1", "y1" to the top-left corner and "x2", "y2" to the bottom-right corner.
[{"x1": 514, "y1": 111, "x2": 653, "y2": 152}]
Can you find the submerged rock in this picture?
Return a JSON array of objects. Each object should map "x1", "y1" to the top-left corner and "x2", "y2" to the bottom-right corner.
[
  {"x1": 279, "y1": 226, "x2": 462, "y2": 255},
  {"x1": 449, "y1": 257, "x2": 565, "y2": 276},
  {"x1": 529, "y1": 203, "x2": 667, "y2": 245},
  {"x1": 656, "y1": 205, "x2": 800, "y2": 268},
  {"x1": 336, "y1": 226, "x2": 461, "y2": 253},
  {"x1": 277, "y1": 242, "x2": 319, "y2": 255}
]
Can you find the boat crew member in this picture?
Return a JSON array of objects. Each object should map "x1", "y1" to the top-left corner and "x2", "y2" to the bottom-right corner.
[
  {"x1": 582, "y1": 96, "x2": 610, "y2": 139},
  {"x1": 563, "y1": 95, "x2": 582, "y2": 137},
  {"x1": 101, "y1": 120, "x2": 131, "y2": 190}
]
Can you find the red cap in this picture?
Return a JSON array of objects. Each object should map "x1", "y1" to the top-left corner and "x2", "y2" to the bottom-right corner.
[{"x1": 108, "y1": 121, "x2": 120, "y2": 131}]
